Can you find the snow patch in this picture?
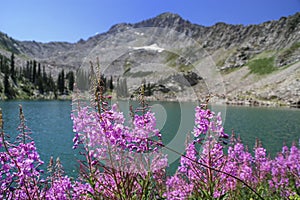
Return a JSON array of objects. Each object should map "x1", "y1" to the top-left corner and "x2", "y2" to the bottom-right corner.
[
  {"x1": 132, "y1": 44, "x2": 164, "y2": 53},
  {"x1": 134, "y1": 32, "x2": 144, "y2": 36}
]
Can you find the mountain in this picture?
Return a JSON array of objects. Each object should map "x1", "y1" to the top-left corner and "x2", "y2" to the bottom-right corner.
[{"x1": 0, "y1": 12, "x2": 299, "y2": 106}]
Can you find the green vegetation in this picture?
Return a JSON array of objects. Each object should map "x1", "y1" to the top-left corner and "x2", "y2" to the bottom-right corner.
[
  {"x1": 247, "y1": 57, "x2": 276, "y2": 75},
  {"x1": 252, "y1": 50, "x2": 277, "y2": 60},
  {"x1": 123, "y1": 59, "x2": 132, "y2": 74},
  {"x1": 178, "y1": 64, "x2": 194, "y2": 72},
  {"x1": 57, "y1": 70, "x2": 65, "y2": 95},
  {"x1": 216, "y1": 57, "x2": 226, "y2": 67},
  {"x1": 278, "y1": 41, "x2": 300, "y2": 63},
  {"x1": 165, "y1": 51, "x2": 194, "y2": 72},
  {"x1": 124, "y1": 71, "x2": 152, "y2": 78},
  {"x1": 66, "y1": 71, "x2": 75, "y2": 92},
  {"x1": 0, "y1": 32, "x2": 20, "y2": 54},
  {"x1": 165, "y1": 51, "x2": 179, "y2": 63},
  {"x1": 0, "y1": 52, "x2": 75, "y2": 99},
  {"x1": 215, "y1": 48, "x2": 237, "y2": 67}
]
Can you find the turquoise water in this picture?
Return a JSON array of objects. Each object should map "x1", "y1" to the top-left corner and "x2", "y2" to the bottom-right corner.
[
  {"x1": 0, "y1": 100, "x2": 299, "y2": 177},
  {"x1": 0, "y1": 100, "x2": 79, "y2": 177}
]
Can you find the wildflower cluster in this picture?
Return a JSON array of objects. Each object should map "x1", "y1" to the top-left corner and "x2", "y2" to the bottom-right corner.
[
  {"x1": 71, "y1": 96, "x2": 167, "y2": 199},
  {"x1": 0, "y1": 106, "x2": 44, "y2": 199},
  {"x1": 164, "y1": 106, "x2": 300, "y2": 199},
  {"x1": 0, "y1": 96, "x2": 299, "y2": 199},
  {"x1": 0, "y1": 106, "x2": 90, "y2": 199}
]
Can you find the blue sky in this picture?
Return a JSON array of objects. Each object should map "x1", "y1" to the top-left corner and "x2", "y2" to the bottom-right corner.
[{"x1": 1, "y1": 0, "x2": 299, "y2": 43}]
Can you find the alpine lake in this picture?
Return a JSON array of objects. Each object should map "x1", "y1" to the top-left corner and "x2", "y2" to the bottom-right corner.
[{"x1": 0, "y1": 100, "x2": 299, "y2": 177}]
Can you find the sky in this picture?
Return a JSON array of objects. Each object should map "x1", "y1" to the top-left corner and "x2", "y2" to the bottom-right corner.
[{"x1": 0, "y1": 0, "x2": 299, "y2": 43}]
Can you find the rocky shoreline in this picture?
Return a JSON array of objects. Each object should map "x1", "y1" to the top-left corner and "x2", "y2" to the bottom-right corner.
[
  {"x1": 2, "y1": 91, "x2": 299, "y2": 109},
  {"x1": 118, "y1": 94, "x2": 300, "y2": 108}
]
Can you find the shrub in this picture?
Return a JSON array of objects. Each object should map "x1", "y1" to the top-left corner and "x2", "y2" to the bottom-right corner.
[{"x1": 248, "y1": 57, "x2": 276, "y2": 75}]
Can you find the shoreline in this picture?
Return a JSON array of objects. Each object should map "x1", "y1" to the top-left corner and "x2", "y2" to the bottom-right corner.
[
  {"x1": 114, "y1": 95, "x2": 300, "y2": 109},
  {"x1": 1, "y1": 93, "x2": 299, "y2": 109}
]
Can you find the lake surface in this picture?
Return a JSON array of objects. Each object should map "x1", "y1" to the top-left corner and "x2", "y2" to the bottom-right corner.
[{"x1": 0, "y1": 100, "x2": 299, "y2": 177}]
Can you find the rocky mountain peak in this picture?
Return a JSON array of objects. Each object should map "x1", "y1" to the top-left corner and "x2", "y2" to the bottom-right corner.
[
  {"x1": 105, "y1": 12, "x2": 189, "y2": 34},
  {"x1": 134, "y1": 12, "x2": 194, "y2": 30},
  {"x1": 155, "y1": 12, "x2": 182, "y2": 20},
  {"x1": 108, "y1": 23, "x2": 132, "y2": 34}
]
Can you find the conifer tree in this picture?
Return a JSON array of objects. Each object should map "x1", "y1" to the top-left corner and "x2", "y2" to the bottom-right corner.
[
  {"x1": 2, "y1": 58, "x2": 9, "y2": 76},
  {"x1": 42, "y1": 65, "x2": 47, "y2": 80},
  {"x1": 3, "y1": 73, "x2": 15, "y2": 99},
  {"x1": 57, "y1": 69, "x2": 65, "y2": 95},
  {"x1": 3, "y1": 73, "x2": 10, "y2": 97},
  {"x1": 66, "y1": 71, "x2": 74, "y2": 92},
  {"x1": 10, "y1": 53, "x2": 16, "y2": 82},
  {"x1": 32, "y1": 60, "x2": 37, "y2": 84},
  {"x1": 24, "y1": 61, "x2": 30, "y2": 79},
  {"x1": 37, "y1": 63, "x2": 41, "y2": 79},
  {"x1": 37, "y1": 76, "x2": 44, "y2": 94},
  {"x1": 29, "y1": 61, "x2": 33, "y2": 82},
  {"x1": 45, "y1": 72, "x2": 55, "y2": 93},
  {"x1": 0, "y1": 54, "x2": 3, "y2": 73}
]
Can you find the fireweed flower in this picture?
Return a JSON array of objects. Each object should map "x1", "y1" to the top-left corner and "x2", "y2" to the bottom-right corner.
[
  {"x1": 71, "y1": 98, "x2": 167, "y2": 198},
  {"x1": 193, "y1": 106, "x2": 228, "y2": 143},
  {"x1": 166, "y1": 139, "x2": 227, "y2": 199},
  {"x1": 253, "y1": 145, "x2": 271, "y2": 183},
  {"x1": 164, "y1": 173, "x2": 194, "y2": 200},
  {"x1": 72, "y1": 103, "x2": 165, "y2": 167},
  {"x1": 166, "y1": 106, "x2": 229, "y2": 199},
  {"x1": 289, "y1": 145, "x2": 300, "y2": 188},
  {"x1": 223, "y1": 141, "x2": 253, "y2": 190},
  {"x1": 269, "y1": 144, "x2": 300, "y2": 197},
  {"x1": 178, "y1": 143, "x2": 197, "y2": 175},
  {"x1": 46, "y1": 176, "x2": 73, "y2": 199},
  {"x1": 0, "y1": 141, "x2": 44, "y2": 199},
  {"x1": 72, "y1": 182, "x2": 93, "y2": 199},
  {"x1": 193, "y1": 106, "x2": 214, "y2": 137}
]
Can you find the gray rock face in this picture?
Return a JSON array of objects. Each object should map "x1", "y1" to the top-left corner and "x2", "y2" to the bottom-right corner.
[{"x1": 0, "y1": 12, "x2": 299, "y2": 104}]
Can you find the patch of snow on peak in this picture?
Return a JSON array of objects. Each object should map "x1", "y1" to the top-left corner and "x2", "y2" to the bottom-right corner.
[
  {"x1": 132, "y1": 44, "x2": 164, "y2": 53},
  {"x1": 134, "y1": 32, "x2": 144, "y2": 36}
]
